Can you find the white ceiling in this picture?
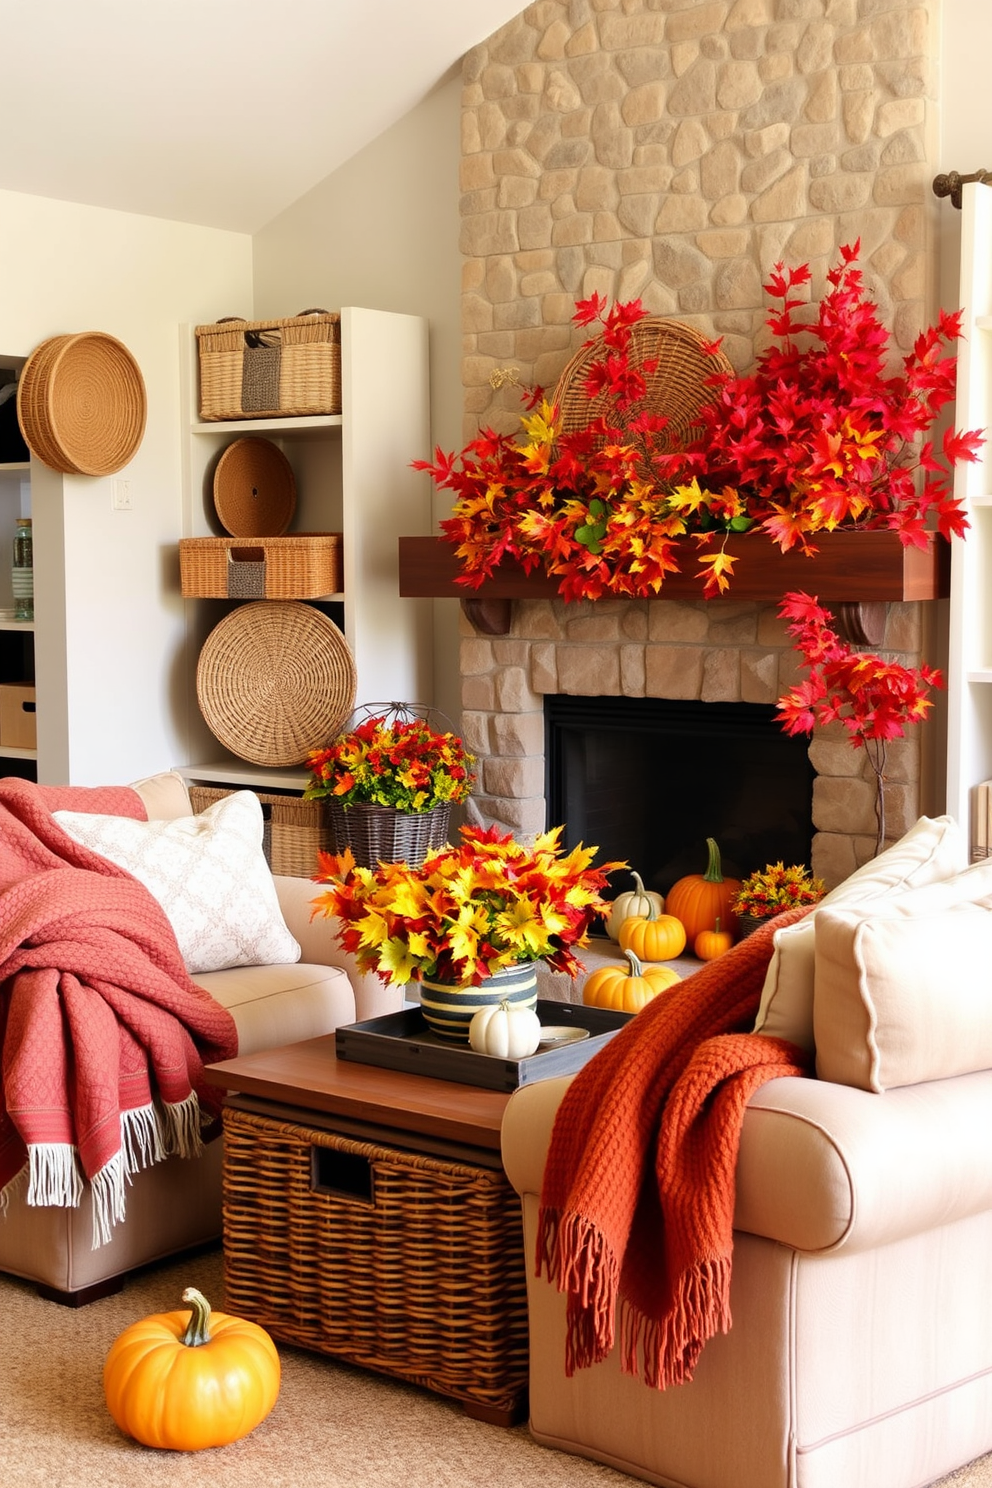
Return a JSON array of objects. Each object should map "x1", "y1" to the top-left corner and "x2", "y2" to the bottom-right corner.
[{"x1": 0, "y1": 0, "x2": 526, "y2": 233}]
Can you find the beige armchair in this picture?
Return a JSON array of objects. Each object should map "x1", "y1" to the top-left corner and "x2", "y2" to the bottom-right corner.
[
  {"x1": 0, "y1": 771, "x2": 400, "y2": 1305},
  {"x1": 502, "y1": 816, "x2": 992, "y2": 1488},
  {"x1": 504, "y1": 1068, "x2": 992, "y2": 1488}
]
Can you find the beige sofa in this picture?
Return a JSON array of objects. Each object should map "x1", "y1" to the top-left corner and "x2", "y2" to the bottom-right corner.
[
  {"x1": 502, "y1": 815, "x2": 992, "y2": 1488},
  {"x1": 0, "y1": 771, "x2": 400, "y2": 1305}
]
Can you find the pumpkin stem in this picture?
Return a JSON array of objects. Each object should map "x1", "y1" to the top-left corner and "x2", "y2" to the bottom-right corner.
[
  {"x1": 703, "y1": 837, "x2": 724, "y2": 884},
  {"x1": 180, "y1": 1287, "x2": 213, "y2": 1348},
  {"x1": 623, "y1": 948, "x2": 645, "y2": 977}
]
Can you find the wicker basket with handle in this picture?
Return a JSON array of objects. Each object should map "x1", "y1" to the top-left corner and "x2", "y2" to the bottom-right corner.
[{"x1": 195, "y1": 309, "x2": 341, "y2": 421}]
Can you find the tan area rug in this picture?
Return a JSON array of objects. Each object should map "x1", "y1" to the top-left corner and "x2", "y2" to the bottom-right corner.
[{"x1": 1, "y1": 1244, "x2": 991, "y2": 1488}]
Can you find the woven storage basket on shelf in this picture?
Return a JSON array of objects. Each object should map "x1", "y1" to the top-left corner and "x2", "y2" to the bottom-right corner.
[
  {"x1": 221, "y1": 1104, "x2": 529, "y2": 1420},
  {"x1": 326, "y1": 798, "x2": 451, "y2": 868},
  {"x1": 188, "y1": 785, "x2": 331, "y2": 878},
  {"x1": 552, "y1": 317, "x2": 733, "y2": 452},
  {"x1": 17, "y1": 331, "x2": 146, "y2": 475},
  {"x1": 179, "y1": 533, "x2": 342, "y2": 600},
  {"x1": 196, "y1": 600, "x2": 356, "y2": 767},
  {"x1": 212, "y1": 436, "x2": 297, "y2": 537},
  {"x1": 195, "y1": 311, "x2": 341, "y2": 421}
]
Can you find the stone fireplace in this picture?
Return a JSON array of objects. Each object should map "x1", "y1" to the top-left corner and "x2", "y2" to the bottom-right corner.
[
  {"x1": 449, "y1": 0, "x2": 942, "y2": 897},
  {"x1": 458, "y1": 593, "x2": 928, "y2": 892}
]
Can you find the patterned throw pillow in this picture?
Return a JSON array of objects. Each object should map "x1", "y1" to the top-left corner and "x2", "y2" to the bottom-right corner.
[{"x1": 54, "y1": 790, "x2": 301, "y2": 975}]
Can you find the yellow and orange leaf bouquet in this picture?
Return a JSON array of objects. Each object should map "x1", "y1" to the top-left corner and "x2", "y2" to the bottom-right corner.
[{"x1": 312, "y1": 824, "x2": 621, "y2": 988}]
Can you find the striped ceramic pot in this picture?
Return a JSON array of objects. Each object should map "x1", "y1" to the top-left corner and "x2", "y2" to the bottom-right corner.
[{"x1": 418, "y1": 962, "x2": 539, "y2": 1043}]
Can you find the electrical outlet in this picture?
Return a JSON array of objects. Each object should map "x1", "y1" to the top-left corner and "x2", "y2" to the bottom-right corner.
[{"x1": 111, "y1": 479, "x2": 132, "y2": 511}]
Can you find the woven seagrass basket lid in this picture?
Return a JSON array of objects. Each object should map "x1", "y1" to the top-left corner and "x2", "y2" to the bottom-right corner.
[
  {"x1": 196, "y1": 601, "x2": 357, "y2": 767},
  {"x1": 552, "y1": 318, "x2": 733, "y2": 453},
  {"x1": 213, "y1": 436, "x2": 297, "y2": 537},
  {"x1": 16, "y1": 331, "x2": 147, "y2": 475}
]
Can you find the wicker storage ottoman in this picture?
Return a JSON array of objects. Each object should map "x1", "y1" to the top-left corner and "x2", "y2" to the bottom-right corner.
[
  {"x1": 189, "y1": 784, "x2": 331, "y2": 878},
  {"x1": 221, "y1": 1103, "x2": 529, "y2": 1422}
]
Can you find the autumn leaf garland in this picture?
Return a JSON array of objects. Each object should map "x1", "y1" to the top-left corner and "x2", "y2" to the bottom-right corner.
[{"x1": 417, "y1": 242, "x2": 984, "y2": 603}]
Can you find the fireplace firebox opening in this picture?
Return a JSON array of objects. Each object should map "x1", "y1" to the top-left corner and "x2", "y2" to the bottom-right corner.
[{"x1": 545, "y1": 695, "x2": 816, "y2": 927}]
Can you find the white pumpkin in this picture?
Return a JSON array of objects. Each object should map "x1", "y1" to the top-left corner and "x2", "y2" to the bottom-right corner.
[
  {"x1": 604, "y1": 871, "x2": 665, "y2": 941},
  {"x1": 469, "y1": 999, "x2": 542, "y2": 1059}
]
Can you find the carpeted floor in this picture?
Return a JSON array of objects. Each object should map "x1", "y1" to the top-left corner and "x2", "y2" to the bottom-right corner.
[{"x1": 1, "y1": 1244, "x2": 991, "y2": 1488}]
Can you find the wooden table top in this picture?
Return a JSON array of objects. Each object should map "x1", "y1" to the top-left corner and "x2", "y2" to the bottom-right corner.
[{"x1": 204, "y1": 1035, "x2": 512, "y2": 1152}]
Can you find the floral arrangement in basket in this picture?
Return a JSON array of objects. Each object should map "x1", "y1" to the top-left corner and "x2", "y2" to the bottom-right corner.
[
  {"x1": 311, "y1": 824, "x2": 620, "y2": 987},
  {"x1": 776, "y1": 591, "x2": 942, "y2": 855},
  {"x1": 731, "y1": 860, "x2": 825, "y2": 924},
  {"x1": 303, "y1": 710, "x2": 474, "y2": 814},
  {"x1": 416, "y1": 242, "x2": 983, "y2": 603}
]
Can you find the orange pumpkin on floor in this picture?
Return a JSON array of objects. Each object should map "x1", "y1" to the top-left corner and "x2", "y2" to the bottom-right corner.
[
  {"x1": 666, "y1": 838, "x2": 741, "y2": 943},
  {"x1": 104, "y1": 1287, "x2": 280, "y2": 1451}
]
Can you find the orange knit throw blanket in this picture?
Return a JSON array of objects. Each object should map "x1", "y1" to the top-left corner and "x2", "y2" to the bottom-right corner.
[{"x1": 536, "y1": 909, "x2": 811, "y2": 1390}]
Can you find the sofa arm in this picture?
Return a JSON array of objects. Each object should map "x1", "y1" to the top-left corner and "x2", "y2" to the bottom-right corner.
[
  {"x1": 502, "y1": 1067, "x2": 992, "y2": 1258},
  {"x1": 272, "y1": 875, "x2": 403, "y2": 1022}
]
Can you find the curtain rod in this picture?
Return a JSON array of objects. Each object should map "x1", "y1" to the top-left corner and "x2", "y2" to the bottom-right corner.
[{"x1": 932, "y1": 170, "x2": 992, "y2": 208}]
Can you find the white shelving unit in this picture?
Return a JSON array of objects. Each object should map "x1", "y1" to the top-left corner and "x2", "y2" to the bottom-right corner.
[
  {"x1": 179, "y1": 305, "x2": 434, "y2": 791},
  {"x1": 945, "y1": 181, "x2": 992, "y2": 842},
  {"x1": 0, "y1": 446, "x2": 36, "y2": 770}
]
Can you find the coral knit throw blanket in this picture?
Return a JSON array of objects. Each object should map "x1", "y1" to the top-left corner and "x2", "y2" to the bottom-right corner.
[
  {"x1": 0, "y1": 778, "x2": 238, "y2": 1246},
  {"x1": 537, "y1": 909, "x2": 811, "y2": 1391}
]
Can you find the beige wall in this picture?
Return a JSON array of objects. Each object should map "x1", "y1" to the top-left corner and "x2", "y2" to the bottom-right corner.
[
  {"x1": 0, "y1": 188, "x2": 252, "y2": 784},
  {"x1": 252, "y1": 71, "x2": 466, "y2": 725}
]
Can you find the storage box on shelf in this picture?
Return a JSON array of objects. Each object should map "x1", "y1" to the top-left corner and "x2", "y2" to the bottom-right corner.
[
  {"x1": 195, "y1": 311, "x2": 341, "y2": 422},
  {"x1": 0, "y1": 683, "x2": 36, "y2": 751},
  {"x1": 178, "y1": 532, "x2": 343, "y2": 600}
]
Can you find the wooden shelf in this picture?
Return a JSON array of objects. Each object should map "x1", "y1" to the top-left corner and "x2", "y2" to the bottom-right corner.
[{"x1": 399, "y1": 531, "x2": 951, "y2": 605}]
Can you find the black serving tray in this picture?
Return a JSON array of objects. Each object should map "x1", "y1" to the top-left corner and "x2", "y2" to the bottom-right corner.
[{"x1": 334, "y1": 999, "x2": 632, "y2": 1092}]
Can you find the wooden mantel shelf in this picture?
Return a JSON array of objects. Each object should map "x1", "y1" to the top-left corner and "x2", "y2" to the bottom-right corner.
[{"x1": 398, "y1": 532, "x2": 950, "y2": 639}]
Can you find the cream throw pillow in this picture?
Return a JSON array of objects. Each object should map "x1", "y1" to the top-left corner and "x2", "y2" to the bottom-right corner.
[
  {"x1": 814, "y1": 856, "x2": 992, "y2": 1090},
  {"x1": 54, "y1": 789, "x2": 301, "y2": 975},
  {"x1": 752, "y1": 815, "x2": 968, "y2": 1056}
]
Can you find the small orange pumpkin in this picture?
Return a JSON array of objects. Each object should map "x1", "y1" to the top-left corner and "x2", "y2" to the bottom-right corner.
[
  {"x1": 618, "y1": 900, "x2": 687, "y2": 961},
  {"x1": 582, "y1": 948, "x2": 681, "y2": 1014},
  {"x1": 666, "y1": 838, "x2": 742, "y2": 944},
  {"x1": 693, "y1": 917, "x2": 735, "y2": 962}
]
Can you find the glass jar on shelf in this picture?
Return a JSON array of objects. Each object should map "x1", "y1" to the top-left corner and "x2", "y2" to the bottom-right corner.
[{"x1": 12, "y1": 515, "x2": 33, "y2": 622}]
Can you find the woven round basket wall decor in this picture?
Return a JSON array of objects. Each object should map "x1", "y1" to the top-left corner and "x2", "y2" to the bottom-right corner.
[
  {"x1": 212, "y1": 436, "x2": 297, "y2": 537},
  {"x1": 552, "y1": 318, "x2": 733, "y2": 453},
  {"x1": 16, "y1": 331, "x2": 147, "y2": 475},
  {"x1": 196, "y1": 600, "x2": 357, "y2": 767}
]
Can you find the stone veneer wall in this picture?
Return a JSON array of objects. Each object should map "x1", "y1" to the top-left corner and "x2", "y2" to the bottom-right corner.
[{"x1": 457, "y1": 0, "x2": 939, "y2": 887}]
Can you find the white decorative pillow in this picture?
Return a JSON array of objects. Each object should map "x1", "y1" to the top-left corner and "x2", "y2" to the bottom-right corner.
[
  {"x1": 55, "y1": 790, "x2": 301, "y2": 975},
  {"x1": 752, "y1": 815, "x2": 968, "y2": 1056},
  {"x1": 814, "y1": 863, "x2": 992, "y2": 1090}
]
